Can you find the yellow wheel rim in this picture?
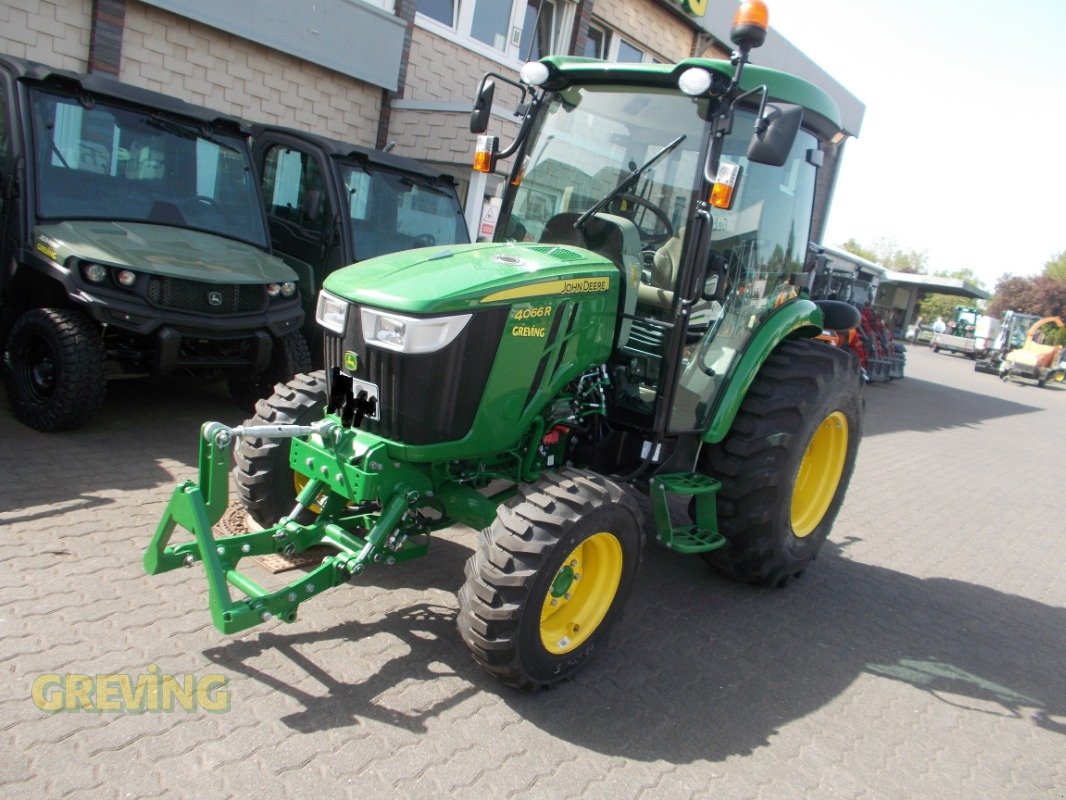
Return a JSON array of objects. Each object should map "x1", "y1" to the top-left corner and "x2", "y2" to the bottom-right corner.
[
  {"x1": 1053, "y1": 371, "x2": 1065, "y2": 383},
  {"x1": 790, "y1": 411, "x2": 848, "y2": 538},
  {"x1": 540, "y1": 532, "x2": 623, "y2": 655}
]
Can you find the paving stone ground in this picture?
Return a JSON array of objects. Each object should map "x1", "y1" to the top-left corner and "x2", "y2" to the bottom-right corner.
[{"x1": 1, "y1": 345, "x2": 1063, "y2": 799}]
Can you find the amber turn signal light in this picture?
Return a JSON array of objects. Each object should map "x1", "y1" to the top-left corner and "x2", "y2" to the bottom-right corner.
[
  {"x1": 710, "y1": 162, "x2": 740, "y2": 209},
  {"x1": 472, "y1": 135, "x2": 498, "y2": 173}
]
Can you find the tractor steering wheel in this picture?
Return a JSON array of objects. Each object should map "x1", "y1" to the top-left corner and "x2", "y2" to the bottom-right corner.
[{"x1": 607, "y1": 192, "x2": 674, "y2": 246}]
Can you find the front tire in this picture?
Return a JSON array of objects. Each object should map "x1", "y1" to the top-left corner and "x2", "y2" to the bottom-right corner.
[
  {"x1": 458, "y1": 469, "x2": 643, "y2": 690},
  {"x1": 4, "y1": 308, "x2": 106, "y2": 431},
  {"x1": 701, "y1": 339, "x2": 863, "y2": 587},
  {"x1": 233, "y1": 370, "x2": 327, "y2": 527}
]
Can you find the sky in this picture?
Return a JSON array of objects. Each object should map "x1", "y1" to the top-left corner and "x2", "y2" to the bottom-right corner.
[{"x1": 762, "y1": 0, "x2": 1066, "y2": 290}]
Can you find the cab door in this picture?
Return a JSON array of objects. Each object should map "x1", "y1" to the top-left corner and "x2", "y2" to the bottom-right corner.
[{"x1": 253, "y1": 133, "x2": 344, "y2": 299}]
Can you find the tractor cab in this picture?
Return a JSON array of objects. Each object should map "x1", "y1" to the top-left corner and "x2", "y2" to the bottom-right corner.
[{"x1": 473, "y1": 51, "x2": 840, "y2": 467}]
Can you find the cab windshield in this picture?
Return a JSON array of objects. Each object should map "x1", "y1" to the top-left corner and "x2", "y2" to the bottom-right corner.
[
  {"x1": 30, "y1": 88, "x2": 268, "y2": 247},
  {"x1": 340, "y1": 164, "x2": 469, "y2": 260},
  {"x1": 501, "y1": 85, "x2": 711, "y2": 255}
]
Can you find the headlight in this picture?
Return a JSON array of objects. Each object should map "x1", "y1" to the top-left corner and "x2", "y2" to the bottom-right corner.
[
  {"x1": 360, "y1": 308, "x2": 472, "y2": 354},
  {"x1": 316, "y1": 291, "x2": 349, "y2": 334},
  {"x1": 519, "y1": 61, "x2": 550, "y2": 87},
  {"x1": 267, "y1": 283, "x2": 281, "y2": 297},
  {"x1": 280, "y1": 281, "x2": 297, "y2": 298},
  {"x1": 82, "y1": 263, "x2": 108, "y2": 284},
  {"x1": 116, "y1": 269, "x2": 137, "y2": 287},
  {"x1": 678, "y1": 67, "x2": 713, "y2": 96}
]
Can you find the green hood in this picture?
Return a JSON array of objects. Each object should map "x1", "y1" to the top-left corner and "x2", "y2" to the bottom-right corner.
[
  {"x1": 322, "y1": 242, "x2": 617, "y2": 314},
  {"x1": 35, "y1": 221, "x2": 296, "y2": 284}
]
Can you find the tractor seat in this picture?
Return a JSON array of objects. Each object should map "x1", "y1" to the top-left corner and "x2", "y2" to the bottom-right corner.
[{"x1": 541, "y1": 212, "x2": 626, "y2": 274}]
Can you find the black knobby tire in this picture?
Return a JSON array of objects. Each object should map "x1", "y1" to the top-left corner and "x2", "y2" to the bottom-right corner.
[
  {"x1": 4, "y1": 308, "x2": 106, "y2": 431},
  {"x1": 233, "y1": 370, "x2": 327, "y2": 528},
  {"x1": 701, "y1": 338, "x2": 863, "y2": 588},
  {"x1": 229, "y1": 331, "x2": 312, "y2": 412},
  {"x1": 458, "y1": 469, "x2": 643, "y2": 690}
]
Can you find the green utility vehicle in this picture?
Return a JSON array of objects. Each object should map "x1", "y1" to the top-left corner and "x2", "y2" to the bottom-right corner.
[
  {"x1": 0, "y1": 55, "x2": 308, "y2": 430},
  {"x1": 147, "y1": 3, "x2": 864, "y2": 689},
  {"x1": 250, "y1": 125, "x2": 469, "y2": 363}
]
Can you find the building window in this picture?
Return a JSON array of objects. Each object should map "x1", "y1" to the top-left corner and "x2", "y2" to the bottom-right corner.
[
  {"x1": 416, "y1": 0, "x2": 574, "y2": 63},
  {"x1": 615, "y1": 39, "x2": 644, "y2": 63},
  {"x1": 418, "y1": 0, "x2": 455, "y2": 27},
  {"x1": 582, "y1": 23, "x2": 607, "y2": 59},
  {"x1": 470, "y1": 0, "x2": 513, "y2": 51},
  {"x1": 519, "y1": 0, "x2": 560, "y2": 61}
]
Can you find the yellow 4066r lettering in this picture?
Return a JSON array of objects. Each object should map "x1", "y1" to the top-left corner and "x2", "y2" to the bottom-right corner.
[{"x1": 513, "y1": 305, "x2": 553, "y2": 321}]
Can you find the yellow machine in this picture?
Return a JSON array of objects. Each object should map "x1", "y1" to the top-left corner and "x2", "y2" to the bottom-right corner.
[{"x1": 1001, "y1": 316, "x2": 1065, "y2": 387}]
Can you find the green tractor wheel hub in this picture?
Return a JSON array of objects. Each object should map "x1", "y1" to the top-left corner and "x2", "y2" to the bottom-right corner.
[{"x1": 550, "y1": 564, "x2": 576, "y2": 598}]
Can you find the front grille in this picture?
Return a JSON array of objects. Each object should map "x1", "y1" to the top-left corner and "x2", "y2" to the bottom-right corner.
[
  {"x1": 147, "y1": 277, "x2": 267, "y2": 314},
  {"x1": 325, "y1": 305, "x2": 508, "y2": 445}
]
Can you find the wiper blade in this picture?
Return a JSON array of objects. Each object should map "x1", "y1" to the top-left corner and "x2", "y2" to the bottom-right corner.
[
  {"x1": 398, "y1": 176, "x2": 453, "y2": 197},
  {"x1": 574, "y1": 134, "x2": 686, "y2": 230},
  {"x1": 144, "y1": 115, "x2": 239, "y2": 153}
]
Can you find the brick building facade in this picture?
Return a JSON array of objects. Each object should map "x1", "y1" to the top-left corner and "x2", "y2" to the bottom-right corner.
[{"x1": 0, "y1": 0, "x2": 862, "y2": 239}]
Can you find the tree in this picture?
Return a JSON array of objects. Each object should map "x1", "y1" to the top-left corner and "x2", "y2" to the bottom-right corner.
[
  {"x1": 916, "y1": 293, "x2": 959, "y2": 324},
  {"x1": 988, "y1": 273, "x2": 1066, "y2": 319},
  {"x1": 840, "y1": 238, "x2": 928, "y2": 274},
  {"x1": 1043, "y1": 251, "x2": 1066, "y2": 282}
]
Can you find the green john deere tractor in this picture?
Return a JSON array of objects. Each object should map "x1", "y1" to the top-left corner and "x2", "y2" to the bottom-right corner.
[{"x1": 146, "y1": 3, "x2": 864, "y2": 689}]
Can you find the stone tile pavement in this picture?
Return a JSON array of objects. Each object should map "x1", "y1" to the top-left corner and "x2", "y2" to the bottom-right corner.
[{"x1": 0, "y1": 346, "x2": 1062, "y2": 799}]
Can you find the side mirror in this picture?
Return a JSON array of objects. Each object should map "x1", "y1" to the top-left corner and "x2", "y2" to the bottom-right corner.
[
  {"x1": 470, "y1": 79, "x2": 496, "y2": 134},
  {"x1": 747, "y1": 103, "x2": 803, "y2": 167}
]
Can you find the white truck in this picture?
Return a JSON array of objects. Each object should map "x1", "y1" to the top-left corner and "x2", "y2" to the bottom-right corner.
[{"x1": 931, "y1": 307, "x2": 998, "y2": 359}]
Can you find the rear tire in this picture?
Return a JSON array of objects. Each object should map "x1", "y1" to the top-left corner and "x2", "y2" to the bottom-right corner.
[
  {"x1": 229, "y1": 331, "x2": 312, "y2": 412},
  {"x1": 458, "y1": 469, "x2": 643, "y2": 690},
  {"x1": 4, "y1": 308, "x2": 106, "y2": 431},
  {"x1": 233, "y1": 370, "x2": 327, "y2": 528},
  {"x1": 701, "y1": 339, "x2": 863, "y2": 587}
]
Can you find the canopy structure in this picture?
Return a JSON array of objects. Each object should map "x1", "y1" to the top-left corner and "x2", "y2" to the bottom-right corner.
[{"x1": 819, "y1": 244, "x2": 990, "y2": 334}]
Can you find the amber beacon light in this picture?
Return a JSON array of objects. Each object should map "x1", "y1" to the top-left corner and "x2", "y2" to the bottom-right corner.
[{"x1": 731, "y1": 0, "x2": 769, "y2": 50}]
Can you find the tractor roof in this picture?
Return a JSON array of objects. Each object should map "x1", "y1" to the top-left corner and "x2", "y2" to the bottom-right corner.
[{"x1": 540, "y1": 56, "x2": 842, "y2": 137}]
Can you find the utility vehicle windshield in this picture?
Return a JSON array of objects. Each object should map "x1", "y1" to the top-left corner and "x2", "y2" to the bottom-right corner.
[
  {"x1": 30, "y1": 88, "x2": 268, "y2": 247},
  {"x1": 501, "y1": 85, "x2": 710, "y2": 253},
  {"x1": 340, "y1": 164, "x2": 469, "y2": 260}
]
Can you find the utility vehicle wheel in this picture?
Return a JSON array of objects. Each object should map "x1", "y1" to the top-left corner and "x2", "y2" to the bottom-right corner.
[
  {"x1": 233, "y1": 370, "x2": 327, "y2": 527},
  {"x1": 229, "y1": 331, "x2": 311, "y2": 412},
  {"x1": 4, "y1": 308, "x2": 106, "y2": 431},
  {"x1": 458, "y1": 469, "x2": 643, "y2": 690},
  {"x1": 701, "y1": 339, "x2": 862, "y2": 588}
]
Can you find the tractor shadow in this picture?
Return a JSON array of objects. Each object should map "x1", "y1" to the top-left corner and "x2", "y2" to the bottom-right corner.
[{"x1": 201, "y1": 536, "x2": 1065, "y2": 762}]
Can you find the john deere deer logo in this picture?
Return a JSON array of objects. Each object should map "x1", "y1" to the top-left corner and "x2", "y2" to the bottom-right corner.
[{"x1": 207, "y1": 291, "x2": 223, "y2": 307}]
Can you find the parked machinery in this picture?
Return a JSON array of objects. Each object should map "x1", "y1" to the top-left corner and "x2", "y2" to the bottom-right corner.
[
  {"x1": 974, "y1": 310, "x2": 1039, "y2": 374},
  {"x1": 1000, "y1": 316, "x2": 1065, "y2": 387},
  {"x1": 146, "y1": 2, "x2": 866, "y2": 690},
  {"x1": 809, "y1": 251, "x2": 903, "y2": 382}
]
